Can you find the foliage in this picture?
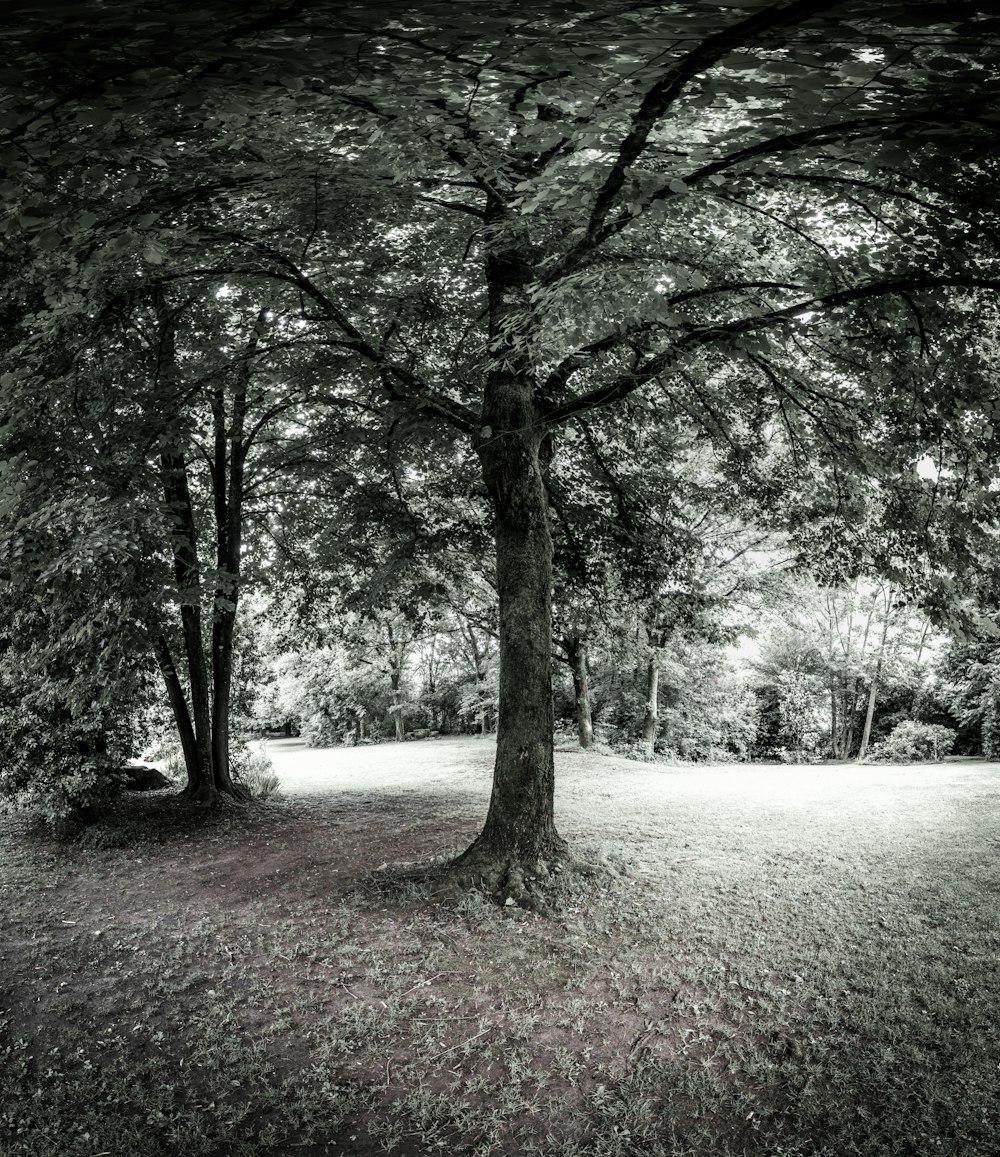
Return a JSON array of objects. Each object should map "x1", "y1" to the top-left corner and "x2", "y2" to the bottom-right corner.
[
  {"x1": 751, "y1": 578, "x2": 937, "y2": 759},
  {"x1": 0, "y1": 474, "x2": 155, "y2": 826},
  {"x1": 0, "y1": 613, "x2": 153, "y2": 828},
  {"x1": 260, "y1": 648, "x2": 387, "y2": 746},
  {"x1": 3, "y1": 2, "x2": 1000, "y2": 857},
  {"x1": 773, "y1": 669, "x2": 828, "y2": 762},
  {"x1": 567, "y1": 635, "x2": 759, "y2": 762},
  {"x1": 921, "y1": 626, "x2": 1000, "y2": 756},
  {"x1": 230, "y1": 742, "x2": 282, "y2": 802},
  {"x1": 863, "y1": 720, "x2": 957, "y2": 764}
]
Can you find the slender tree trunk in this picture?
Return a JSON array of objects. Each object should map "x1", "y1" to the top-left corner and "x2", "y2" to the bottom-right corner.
[
  {"x1": 425, "y1": 636, "x2": 438, "y2": 729},
  {"x1": 210, "y1": 308, "x2": 266, "y2": 797},
  {"x1": 858, "y1": 585, "x2": 894, "y2": 762},
  {"x1": 392, "y1": 679, "x2": 404, "y2": 740},
  {"x1": 158, "y1": 439, "x2": 214, "y2": 800},
  {"x1": 832, "y1": 677, "x2": 856, "y2": 759},
  {"x1": 564, "y1": 635, "x2": 594, "y2": 749},
  {"x1": 210, "y1": 382, "x2": 235, "y2": 793},
  {"x1": 641, "y1": 656, "x2": 660, "y2": 753},
  {"x1": 858, "y1": 679, "x2": 878, "y2": 761},
  {"x1": 914, "y1": 619, "x2": 930, "y2": 665},
  {"x1": 152, "y1": 633, "x2": 199, "y2": 790},
  {"x1": 461, "y1": 621, "x2": 490, "y2": 737},
  {"x1": 161, "y1": 445, "x2": 216, "y2": 804},
  {"x1": 830, "y1": 687, "x2": 838, "y2": 758},
  {"x1": 153, "y1": 289, "x2": 216, "y2": 801},
  {"x1": 982, "y1": 679, "x2": 1000, "y2": 761},
  {"x1": 388, "y1": 639, "x2": 405, "y2": 741}
]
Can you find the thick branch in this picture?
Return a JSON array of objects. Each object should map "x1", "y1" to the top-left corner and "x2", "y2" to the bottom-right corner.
[
  {"x1": 544, "y1": 274, "x2": 1000, "y2": 425},
  {"x1": 560, "y1": 0, "x2": 842, "y2": 273}
]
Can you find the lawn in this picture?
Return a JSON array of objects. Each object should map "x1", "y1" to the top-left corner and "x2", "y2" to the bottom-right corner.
[{"x1": 2, "y1": 737, "x2": 998, "y2": 1156}]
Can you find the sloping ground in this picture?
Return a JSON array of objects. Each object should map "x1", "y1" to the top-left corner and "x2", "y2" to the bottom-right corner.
[{"x1": 2, "y1": 739, "x2": 999, "y2": 1156}]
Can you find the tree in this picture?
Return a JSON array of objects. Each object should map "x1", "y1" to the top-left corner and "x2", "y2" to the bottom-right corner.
[
  {"x1": 4, "y1": 3, "x2": 1000, "y2": 892},
  {"x1": 0, "y1": 241, "x2": 374, "y2": 804},
  {"x1": 752, "y1": 575, "x2": 936, "y2": 759}
]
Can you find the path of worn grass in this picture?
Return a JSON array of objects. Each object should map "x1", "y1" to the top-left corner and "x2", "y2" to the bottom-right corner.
[{"x1": 2, "y1": 739, "x2": 998, "y2": 1156}]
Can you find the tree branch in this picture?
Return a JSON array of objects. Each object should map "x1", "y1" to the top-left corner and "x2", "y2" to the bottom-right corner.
[
  {"x1": 543, "y1": 274, "x2": 1000, "y2": 425},
  {"x1": 553, "y1": 0, "x2": 843, "y2": 276}
]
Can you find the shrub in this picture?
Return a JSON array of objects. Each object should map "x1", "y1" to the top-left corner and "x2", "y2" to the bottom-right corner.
[
  {"x1": 230, "y1": 742, "x2": 282, "y2": 801},
  {"x1": 0, "y1": 706, "x2": 145, "y2": 832},
  {"x1": 0, "y1": 496, "x2": 156, "y2": 830},
  {"x1": 864, "y1": 720, "x2": 957, "y2": 764}
]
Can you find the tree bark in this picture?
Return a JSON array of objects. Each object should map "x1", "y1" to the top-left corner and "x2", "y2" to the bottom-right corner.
[
  {"x1": 451, "y1": 221, "x2": 568, "y2": 898},
  {"x1": 858, "y1": 585, "x2": 893, "y2": 762},
  {"x1": 453, "y1": 398, "x2": 566, "y2": 885},
  {"x1": 210, "y1": 308, "x2": 266, "y2": 797},
  {"x1": 152, "y1": 284, "x2": 216, "y2": 800},
  {"x1": 160, "y1": 442, "x2": 217, "y2": 803},
  {"x1": 564, "y1": 635, "x2": 594, "y2": 749},
  {"x1": 153, "y1": 293, "x2": 265, "y2": 803},
  {"x1": 387, "y1": 622, "x2": 405, "y2": 741},
  {"x1": 153, "y1": 290, "x2": 216, "y2": 802},
  {"x1": 830, "y1": 686, "x2": 838, "y2": 759},
  {"x1": 152, "y1": 633, "x2": 199, "y2": 790},
  {"x1": 461, "y1": 622, "x2": 491, "y2": 736},
  {"x1": 641, "y1": 656, "x2": 660, "y2": 753}
]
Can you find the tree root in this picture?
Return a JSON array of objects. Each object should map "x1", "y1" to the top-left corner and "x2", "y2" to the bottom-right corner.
[
  {"x1": 181, "y1": 782, "x2": 253, "y2": 807},
  {"x1": 363, "y1": 841, "x2": 626, "y2": 914},
  {"x1": 431, "y1": 847, "x2": 619, "y2": 913}
]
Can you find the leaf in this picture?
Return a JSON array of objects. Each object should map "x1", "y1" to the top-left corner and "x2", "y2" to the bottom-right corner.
[{"x1": 77, "y1": 106, "x2": 114, "y2": 126}]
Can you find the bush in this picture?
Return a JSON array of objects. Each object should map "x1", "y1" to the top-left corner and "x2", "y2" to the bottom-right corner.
[
  {"x1": 230, "y1": 742, "x2": 282, "y2": 801},
  {"x1": 864, "y1": 720, "x2": 957, "y2": 764},
  {"x1": 0, "y1": 709, "x2": 144, "y2": 832}
]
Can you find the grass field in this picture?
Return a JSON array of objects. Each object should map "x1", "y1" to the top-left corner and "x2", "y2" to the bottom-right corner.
[{"x1": 2, "y1": 736, "x2": 999, "y2": 1156}]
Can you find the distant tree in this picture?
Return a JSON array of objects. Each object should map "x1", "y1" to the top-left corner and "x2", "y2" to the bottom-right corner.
[{"x1": 753, "y1": 576, "x2": 935, "y2": 759}]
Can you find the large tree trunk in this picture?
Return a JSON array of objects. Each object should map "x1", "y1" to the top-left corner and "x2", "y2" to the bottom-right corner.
[
  {"x1": 453, "y1": 391, "x2": 566, "y2": 893},
  {"x1": 641, "y1": 656, "x2": 660, "y2": 754},
  {"x1": 564, "y1": 635, "x2": 593, "y2": 749},
  {"x1": 451, "y1": 224, "x2": 567, "y2": 901}
]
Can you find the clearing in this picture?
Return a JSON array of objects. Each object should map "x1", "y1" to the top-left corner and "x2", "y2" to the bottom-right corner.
[{"x1": 2, "y1": 736, "x2": 998, "y2": 1156}]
